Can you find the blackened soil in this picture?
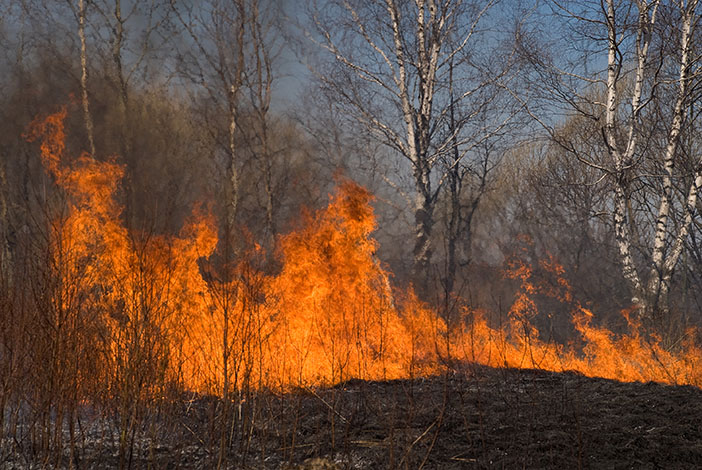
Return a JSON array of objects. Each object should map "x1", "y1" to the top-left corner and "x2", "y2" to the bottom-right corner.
[
  {"x1": 5, "y1": 365, "x2": 702, "y2": 469},
  {"x1": 272, "y1": 366, "x2": 702, "y2": 469}
]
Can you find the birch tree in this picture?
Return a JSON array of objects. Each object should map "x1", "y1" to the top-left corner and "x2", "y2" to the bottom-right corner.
[
  {"x1": 77, "y1": 0, "x2": 96, "y2": 157},
  {"x1": 309, "y1": 0, "x2": 519, "y2": 294},
  {"x1": 240, "y1": 0, "x2": 279, "y2": 244},
  {"x1": 172, "y1": 0, "x2": 247, "y2": 234},
  {"x1": 521, "y1": 0, "x2": 702, "y2": 321}
]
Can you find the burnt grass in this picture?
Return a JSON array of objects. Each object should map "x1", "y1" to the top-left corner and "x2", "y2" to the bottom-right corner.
[{"x1": 4, "y1": 364, "x2": 702, "y2": 469}]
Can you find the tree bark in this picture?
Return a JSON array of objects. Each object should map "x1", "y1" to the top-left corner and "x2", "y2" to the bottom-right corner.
[
  {"x1": 644, "y1": 0, "x2": 696, "y2": 318},
  {"x1": 600, "y1": 0, "x2": 699, "y2": 320},
  {"x1": 312, "y1": 0, "x2": 508, "y2": 298},
  {"x1": 78, "y1": 0, "x2": 96, "y2": 158}
]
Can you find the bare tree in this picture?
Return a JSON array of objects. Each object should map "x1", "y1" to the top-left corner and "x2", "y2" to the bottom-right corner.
[
  {"x1": 77, "y1": 0, "x2": 96, "y2": 157},
  {"x1": 308, "y1": 0, "x2": 520, "y2": 295},
  {"x1": 520, "y1": 0, "x2": 702, "y2": 322},
  {"x1": 171, "y1": 0, "x2": 247, "y2": 233},
  {"x1": 439, "y1": 56, "x2": 514, "y2": 296},
  {"x1": 91, "y1": 0, "x2": 171, "y2": 157},
  {"x1": 239, "y1": 0, "x2": 282, "y2": 244}
]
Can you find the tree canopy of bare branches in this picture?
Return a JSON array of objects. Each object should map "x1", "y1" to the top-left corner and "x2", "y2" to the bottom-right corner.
[
  {"x1": 519, "y1": 0, "x2": 702, "y2": 323},
  {"x1": 308, "y1": 0, "x2": 523, "y2": 294}
]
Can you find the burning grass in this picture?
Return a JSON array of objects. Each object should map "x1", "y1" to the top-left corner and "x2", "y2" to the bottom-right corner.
[{"x1": 22, "y1": 108, "x2": 702, "y2": 398}]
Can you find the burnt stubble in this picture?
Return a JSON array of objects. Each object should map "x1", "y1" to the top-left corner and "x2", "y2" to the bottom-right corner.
[{"x1": 4, "y1": 364, "x2": 701, "y2": 469}]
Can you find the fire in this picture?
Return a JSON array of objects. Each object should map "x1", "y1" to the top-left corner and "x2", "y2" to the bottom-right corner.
[
  {"x1": 457, "y1": 253, "x2": 702, "y2": 386},
  {"x1": 26, "y1": 108, "x2": 219, "y2": 400},
  {"x1": 25, "y1": 109, "x2": 702, "y2": 399}
]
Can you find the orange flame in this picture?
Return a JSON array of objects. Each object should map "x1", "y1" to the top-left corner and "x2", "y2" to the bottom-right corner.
[{"x1": 26, "y1": 109, "x2": 702, "y2": 399}]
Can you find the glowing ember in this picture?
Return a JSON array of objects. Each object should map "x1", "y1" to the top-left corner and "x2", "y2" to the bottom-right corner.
[{"x1": 26, "y1": 109, "x2": 702, "y2": 397}]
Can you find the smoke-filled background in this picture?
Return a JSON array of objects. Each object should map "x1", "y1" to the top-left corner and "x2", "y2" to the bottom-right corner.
[{"x1": 2, "y1": 0, "x2": 702, "y2": 468}]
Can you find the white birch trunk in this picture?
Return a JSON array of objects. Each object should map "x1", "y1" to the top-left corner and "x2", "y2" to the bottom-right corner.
[
  {"x1": 645, "y1": 0, "x2": 696, "y2": 316},
  {"x1": 603, "y1": 0, "x2": 699, "y2": 319},
  {"x1": 314, "y1": 0, "x2": 500, "y2": 295},
  {"x1": 387, "y1": 0, "x2": 440, "y2": 284},
  {"x1": 605, "y1": 0, "x2": 645, "y2": 303},
  {"x1": 78, "y1": 0, "x2": 96, "y2": 158}
]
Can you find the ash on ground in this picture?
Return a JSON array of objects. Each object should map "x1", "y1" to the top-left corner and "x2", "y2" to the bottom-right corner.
[{"x1": 3, "y1": 365, "x2": 702, "y2": 469}]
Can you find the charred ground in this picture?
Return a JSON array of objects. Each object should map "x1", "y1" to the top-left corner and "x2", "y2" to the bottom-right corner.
[{"x1": 4, "y1": 364, "x2": 702, "y2": 469}]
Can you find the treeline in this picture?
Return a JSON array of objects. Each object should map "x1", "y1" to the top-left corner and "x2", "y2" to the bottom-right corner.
[
  {"x1": 0, "y1": 1, "x2": 700, "y2": 326},
  {"x1": 1, "y1": 0, "x2": 702, "y2": 467}
]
